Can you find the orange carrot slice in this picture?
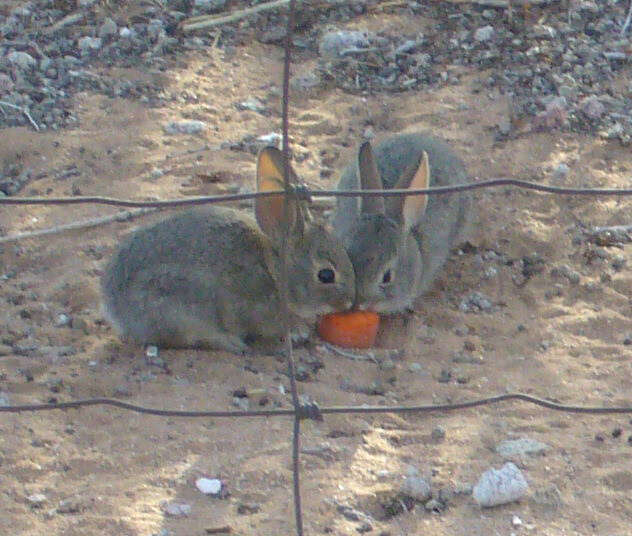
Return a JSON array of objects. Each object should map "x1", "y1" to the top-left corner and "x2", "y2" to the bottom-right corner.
[{"x1": 317, "y1": 311, "x2": 380, "y2": 349}]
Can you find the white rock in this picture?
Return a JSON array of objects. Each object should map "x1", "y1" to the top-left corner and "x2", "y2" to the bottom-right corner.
[
  {"x1": 195, "y1": 477, "x2": 222, "y2": 495},
  {"x1": 8, "y1": 51, "x2": 36, "y2": 70},
  {"x1": 496, "y1": 438, "x2": 550, "y2": 459},
  {"x1": 78, "y1": 36, "x2": 102, "y2": 54},
  {"x1": 163, "y1": 120, "x2": 207, "y2": 135},
  {"x1": 99, "y1": 18, "x2": 118, "y2": 39},
  {"x1": 256, "y1": 132, "x2": 282, "y2": 146},
  {"x1": 55, "y1": 313, "x2": 72, "y2": 327},
  {"x1": 579, "y1": 96, "x2": 605, "y2": 120},
  {"x1": 474, "y1": 25, "x2": 495, "y2": 42},
  {"x1": 237, "y1": 98, "x2": 266, "y2": 113},
  {"x1": 512, "y1": 514, "x2": 523, "y2": 526},
  {"x1": 26, "y1": 493, "x2": 47, "y2": 506},
  {"x1": 119, "y1": 27, "x2": 134, "y2": 39},
  {"x1": 145, "y1": 345, "x2": 158, "y2": 358},
  {"x1": 473, "y1": 462, "x2": 528, "y2": 507},
  {"x1": 553, "y1": 163, "x2": 570, "y2": 180}
]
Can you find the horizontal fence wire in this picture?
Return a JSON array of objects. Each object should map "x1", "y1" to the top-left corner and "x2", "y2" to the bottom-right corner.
[
  {"x1": 3, "y1": 394, "x2": 632, "y2": 416},
  {"x1": 2, "y1": 179, "x2": 632, "y2": 209}
]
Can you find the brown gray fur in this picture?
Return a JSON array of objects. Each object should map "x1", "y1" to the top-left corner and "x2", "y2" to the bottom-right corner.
[
  {"x1": 102, "y1": 147, "x2": 355, "y2": 353},
  {"x1": 333, "y1": 132, "x2": 470, "y2": 313}
]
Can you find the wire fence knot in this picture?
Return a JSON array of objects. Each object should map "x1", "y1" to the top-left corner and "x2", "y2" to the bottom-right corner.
[
  {"x1": 296, "y1": 401, "x2": 323, "y2": 421},
  {"x1": 290, "y1": 183, "x2": 313, "y2": 203}
]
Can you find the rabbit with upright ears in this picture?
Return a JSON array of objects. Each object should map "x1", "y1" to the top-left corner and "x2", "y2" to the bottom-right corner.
[
  {"x1": 102, "y1": 146, "x2": 356, "y2": 353},
  {"x1": 333, "y1": 132, "x2": 470, "y2": 313}
]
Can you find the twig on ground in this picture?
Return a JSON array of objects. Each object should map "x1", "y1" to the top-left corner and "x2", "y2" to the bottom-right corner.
[
  {"x1": 181, "y1": 0, "x2": 290, "y2": 32},
  {"x1": 622, "y1": 0, "x2": 632, "y2": 36},
  {"x1": 0, "y1": 208, "x2": 157, "y2": 244},
  {"x1": 45, "y1": 12, "x2": 84, "y2": 34},
  {"x1": 0, "y1": 101, "x2": 40, "y2": 131},
  {"x1": 323, "y1": 342, "x2": 378, "y2": 363}
]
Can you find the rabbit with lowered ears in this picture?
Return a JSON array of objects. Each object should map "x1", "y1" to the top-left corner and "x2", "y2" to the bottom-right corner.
[
  {"x1": 102, "y1": 147, "x2": 356, "y2": 354},
  {"x1": 333, "y1": 132, "x2": 471, "y2": 314}
]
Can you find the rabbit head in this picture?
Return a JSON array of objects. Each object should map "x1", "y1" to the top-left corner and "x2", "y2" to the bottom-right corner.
[
  {"x1": 339, "y1": 141, "x2": 429, "y2": 313},
  {"x1": 256, "y1": 147, "x2": 355, "y2": 319}
]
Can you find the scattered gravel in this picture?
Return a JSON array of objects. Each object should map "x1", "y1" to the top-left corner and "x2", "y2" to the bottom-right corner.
[
  {"x1": 459, "y1": 291, "x2": 494, "y2": 313},
  {"x1": 0, "y1": 1, "x2": 629, "y2": 137}
]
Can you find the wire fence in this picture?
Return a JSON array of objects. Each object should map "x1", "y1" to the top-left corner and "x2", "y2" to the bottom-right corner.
[{"x1": 2, "y1": 1, "x2": 632, "y2": 535}]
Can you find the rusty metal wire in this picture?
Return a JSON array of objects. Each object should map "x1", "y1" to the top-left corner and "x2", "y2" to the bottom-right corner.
[
  {"x1": 2, "y1": 179, "x2": 632, "y2": 209},
  {"x1": 3, "y1": 393, "x2": 632, "y2": 416},
  {"x1": 279, "y1": 1, "x2": 304, "y2": 534}
]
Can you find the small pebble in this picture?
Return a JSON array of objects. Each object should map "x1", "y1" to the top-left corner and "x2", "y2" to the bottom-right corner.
[
  {"x1": 27, "y1": 493, "x2": 47, "y2": 507},
  {"x1": 55, "y1": 313, "x2": 72, "y2": 327},
  {"x1": 236, "y1": 98, "x2": 267, "y2": 113},
  {"x1": 98, "y1": 18, "x2": 118, "y2": 39},
  {"x1": 401, "y1": 475, "x2": 431, "y2": 502},
  {"x1": 163, "y1": 120, "x2": 208, "y2": 135},
  {"x1": 161, "y1": 501, "x2": 191, "y2": 517},
  {"x1": 77, "y1": 36, "x2": 102, "y2": 55},
  {"x1": 579, "y1": 96, "x2": 606, "y2": 120},
  {"x1": 553, "y1": 163, "x2": 569, "y2": 180},
  {"x1": 459, "y1": 292, "x2": 493, "y2": 313},
  {"x1": 496, "y1": 437, "x2": 550, "y2": 458},
  {"x1": 237, "y1": 502, "x2": 261, "y2": 514},
  {"x1": 431, "y1": 426, "x2": 446, "y2": 442},
  {"x1": 232, "y1": 397, "x2": 249, "y2": 411},
  {"x1": 319, "y1": 30, "x2": 370, "y2": 58},
  {"x1": 474, "y1": 26, "x2": 495, "y2": 42},
  {"x1": 7, "y1": 50, "x2": 36, "y2": 70}
]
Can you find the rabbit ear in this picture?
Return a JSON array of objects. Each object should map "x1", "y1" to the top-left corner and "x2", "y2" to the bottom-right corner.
[
  {"x1": 388, "y1": 150, "x2": 429, "y2": 230},
  {"x1": 255, "y1": 147, "x2": 300, "y2": 237},
  {"x1": 358, "y1": 141, "x2": 385, "y2": 215}
]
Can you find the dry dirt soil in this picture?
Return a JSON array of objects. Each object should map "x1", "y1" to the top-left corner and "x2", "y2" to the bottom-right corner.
[{"x1": 2, "y1": 7, "x2": 632, "y2": 536}]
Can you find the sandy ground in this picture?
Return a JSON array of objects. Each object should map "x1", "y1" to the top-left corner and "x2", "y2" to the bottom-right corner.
[{"x1": 2, "y1": 9, "x2": 632, "y2": 536}]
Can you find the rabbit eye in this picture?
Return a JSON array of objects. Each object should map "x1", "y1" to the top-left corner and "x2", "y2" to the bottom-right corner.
[
  {"x1": 382, "y1": 269, "x2": 392, "y2": 284},
  {"x1": 318, "y1": 268, "x2": 336, "y2": 284}
]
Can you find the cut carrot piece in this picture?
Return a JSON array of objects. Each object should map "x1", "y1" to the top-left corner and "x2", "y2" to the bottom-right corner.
[{"x1": 317, "y1": 311, "x2": 380, "y2": 349}]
